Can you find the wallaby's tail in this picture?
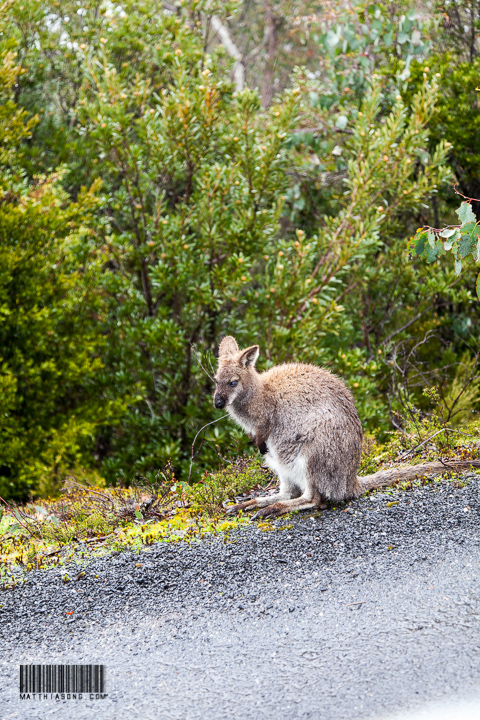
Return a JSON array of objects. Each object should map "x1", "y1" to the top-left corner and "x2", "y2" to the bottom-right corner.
[{"x1": 357, "y1": 459, "x2": 480, "y2": 495}]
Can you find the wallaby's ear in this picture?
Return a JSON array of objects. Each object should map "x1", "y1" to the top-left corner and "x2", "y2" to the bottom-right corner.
[
  {"x1": 218, "y1": 335, "x2": 239, "y2": 358},
  {"x1": 238, "y1": 345, "x2": 260, "y2": 368}
]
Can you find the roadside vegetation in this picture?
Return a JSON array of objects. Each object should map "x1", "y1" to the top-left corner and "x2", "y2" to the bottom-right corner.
[
  {"x1": 2, "y1": 0, "x2": 480, "y2": 574},
  {"x1": 2, "y1": 402, "x2": 480, "y2": 589}
]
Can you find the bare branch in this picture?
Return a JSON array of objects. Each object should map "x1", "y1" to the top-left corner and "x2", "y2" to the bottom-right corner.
[{"x1": 211, "y1": 16, "x2": 244, "y2": 92}]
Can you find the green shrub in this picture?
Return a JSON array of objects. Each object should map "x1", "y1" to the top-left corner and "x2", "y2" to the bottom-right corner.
[
  {"x1": 0, "y1": 37, "x2": 120, "y2": 500},
  {"x1": 188, "y1": 456, "x2": 274, "y2": 517}
]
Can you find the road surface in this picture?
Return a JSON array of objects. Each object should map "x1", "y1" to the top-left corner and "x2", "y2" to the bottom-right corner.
[{"x1": 1, "y1": 475, "x2": 480, "y2": 719}]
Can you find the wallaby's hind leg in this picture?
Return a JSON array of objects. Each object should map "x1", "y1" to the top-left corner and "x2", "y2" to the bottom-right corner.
[{"x1": 251, "y1": 493, "x2": 327, "y2": 520}]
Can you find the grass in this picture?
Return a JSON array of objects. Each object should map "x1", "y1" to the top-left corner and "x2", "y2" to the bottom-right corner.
[{"x1": 2, "y1": 418, "x2": 480, "y2": 590}]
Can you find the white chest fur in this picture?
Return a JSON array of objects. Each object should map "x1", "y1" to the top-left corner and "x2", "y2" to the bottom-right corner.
[
  {"x1": 227, "y1": 405, "x2": 308, "y2": 493},
  {"x1": 264, "y1": 444, "x2": 307, "y2": 494}
]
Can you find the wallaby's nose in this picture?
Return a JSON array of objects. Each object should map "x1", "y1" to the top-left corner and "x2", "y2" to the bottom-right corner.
[{"x1": 214, "y1": 397, "x2": 225, "y2": 409}]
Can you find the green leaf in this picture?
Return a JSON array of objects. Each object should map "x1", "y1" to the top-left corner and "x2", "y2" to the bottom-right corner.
[
  {"x1": 325, "y1": 29, "x2": 341, "y2": 49},
  {"x1": 477, "y1": 272, "x2": 480, "y2": 301},
  {"x1": 414, "y1": 232, "x2": 426, "y2": 256},
  {"x1": 456, "y1": 202, "x2": 476, "y2": 224},
  {"x1": 436, "y1": 238, "x2": 446, "y2": 257},
  {"x1": 426, "y1": 243, "x2": 438, "y2": 263},
  {"x1": 135, "y1": 510, "x2": 143, "y2": 520},
  {"x1": 458, "y1": 234, "x2": 476, "y2": 259},
  {"x1": 460, "y1": 221, "x2": 478, "y2": 235},
  {"x1": 34, "y1": 505, "x2": 48, "y2": 515},
  {"x1": 444, "y1": 229, "x2": 460, "y2": 251},
  {"x1": 476, "y1": 238, "x2": 480, "y2": 263},
  {"x1": 455, "y1": 257, "x2": 463, "y2": 276},
  {"x1": 427, "y1": 230, "x2": 435, "y2": 248},
  {"x1": 383, "y1": 31, "x2": 393, "y2": 47}
]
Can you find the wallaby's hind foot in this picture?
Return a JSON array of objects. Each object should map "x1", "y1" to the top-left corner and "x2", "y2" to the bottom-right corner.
[
  {"x1": 251, "y1": 494, "x2": 328, "y2": 520},
  {"x1": 225, "y1": 499, "x2": 258, "y2": 515},
  {"x1": 226, "y1": 492, "x2": 293, "y2": 516}
]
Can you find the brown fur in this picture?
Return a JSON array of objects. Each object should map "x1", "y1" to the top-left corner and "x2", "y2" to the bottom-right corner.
[{"x1": 214, "y1": 337, "x2": 480, "y2": 519}]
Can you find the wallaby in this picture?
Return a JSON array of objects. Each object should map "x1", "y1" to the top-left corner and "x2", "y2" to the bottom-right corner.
[{"x1": 213, "y1": 336, "x2": 480, "y2": 519}]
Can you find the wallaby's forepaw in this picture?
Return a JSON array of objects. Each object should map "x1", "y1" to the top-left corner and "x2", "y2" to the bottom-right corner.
[
  {"x1": 257, "y1": 440, "x2": 268, "y2": 455},
  {"x1": 251, "y1": 503, "x2": 288, "y2": 520},
  {"x1": 225, "y1": 499, "x2": 257, "y2": 516}
]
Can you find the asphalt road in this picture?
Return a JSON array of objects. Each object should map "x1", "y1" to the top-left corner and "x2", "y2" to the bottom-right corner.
[{"x1": 1, "y1": 475, "x2": 480, "y2": 720}]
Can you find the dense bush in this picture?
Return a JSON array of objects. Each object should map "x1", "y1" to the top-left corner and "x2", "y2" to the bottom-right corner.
[{"x1": 0, "y1": 43, "x2": 121, "y2": 500}]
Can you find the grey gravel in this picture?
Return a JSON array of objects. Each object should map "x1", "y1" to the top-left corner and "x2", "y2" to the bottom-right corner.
[{"x1": 1, "y1": 475, "x2": 480, "y2": 720}]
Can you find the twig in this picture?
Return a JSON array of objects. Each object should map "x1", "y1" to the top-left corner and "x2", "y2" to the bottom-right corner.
[
  {"x1": 382, "y1": 307, "x2": 445, "y2": 347},
  {"x1": 84, "y1": 535, "x2": 112, "y2": 543},
  {"x1": 397, "y1": 428, "x2": 479, "y2": 462},
  {"x1": 191, "y1": 343, "x2": 216, "y2": 384},
  {"x1": 0, "y1": 497, "x2": 38, "y2": 539},
  {"x1": 42, "y1": 548, "x2": 62, "y2": 558},
  {"x1": 201, "y1": 438, "x2": 233, "y2": 464},
  {"x1": 420, "y1": 223, "x2": 461, "y2": 233},
  {"x1": 453, "y1": 183, "x2": 480, "y2": 203},
  {"x1": 64, "y1": 477, "x2": 115, "y2": 505},
  {"x1": 187, "y1": 415, "x2": 229, "y2": 484},
  {"x1": 207, "y1": 353, "x2": 216, "y2": 381}
]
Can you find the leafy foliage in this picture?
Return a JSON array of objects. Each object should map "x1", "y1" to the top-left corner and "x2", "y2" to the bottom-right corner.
[
  {"x1": 314, "y1": 2, "x2": 431, "y2": 102},
  {"x1": 188, "y1": 456, "x2": 273, "y2": 516},
  {"x1": 410, "y1": 196, "x2": 480, "y2": 296},
  {"x1": 0, "y1": 33, "x2": 124, "y2": 500},
  {"x1": 0, "y1": 455, "x2": 271, "y2": 587}
]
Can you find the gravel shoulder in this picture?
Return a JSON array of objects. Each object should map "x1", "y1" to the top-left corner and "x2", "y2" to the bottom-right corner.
[{"x1": 1, "y1": 475, "x2": 480, "y2": 720}]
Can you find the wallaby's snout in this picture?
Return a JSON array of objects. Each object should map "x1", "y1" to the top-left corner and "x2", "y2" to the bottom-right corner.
[{"x1": 214, "y1": 394, "x2": 226, "y2": 409}]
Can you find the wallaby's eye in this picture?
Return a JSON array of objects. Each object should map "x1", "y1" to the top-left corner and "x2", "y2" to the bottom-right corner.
[{"x1": 230, "y1": 380, "x2": 238, "y2": 387}]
